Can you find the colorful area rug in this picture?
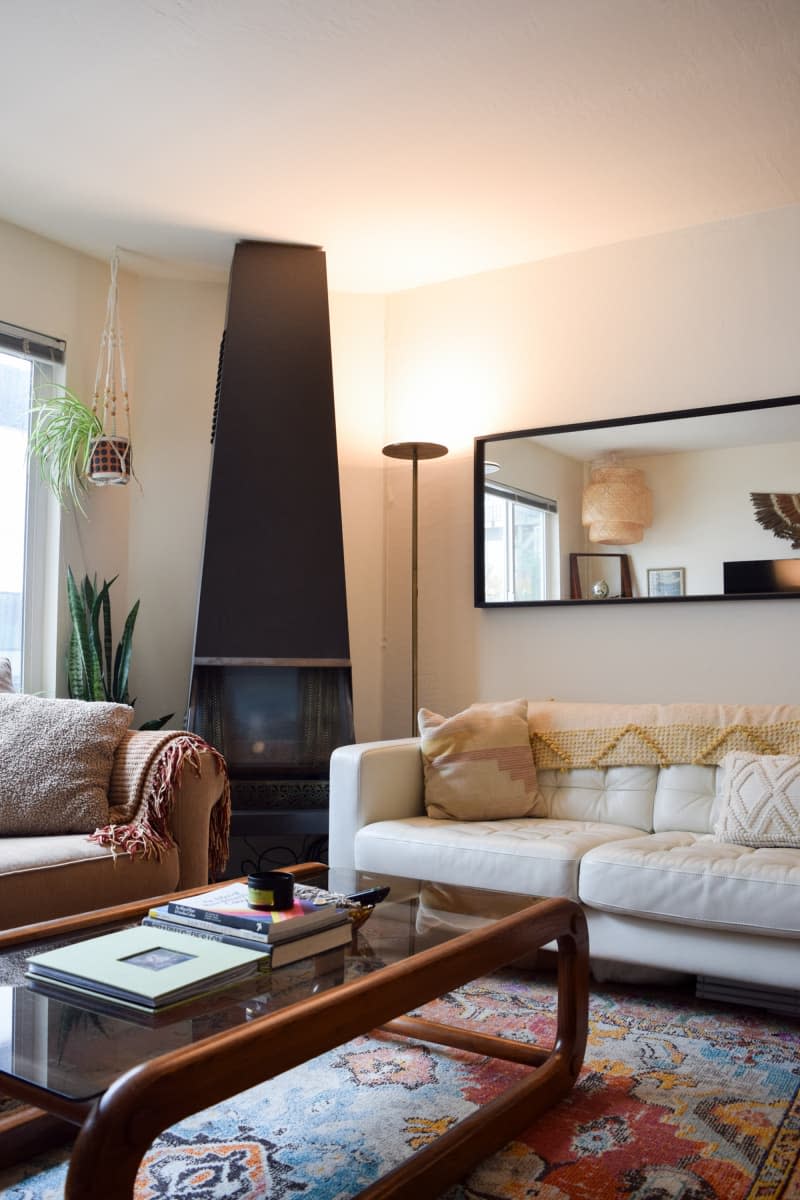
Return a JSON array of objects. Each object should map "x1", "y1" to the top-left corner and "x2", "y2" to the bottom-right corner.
[{"x1": 0, "y1": 970, "x2": 798, "y2": 1199}]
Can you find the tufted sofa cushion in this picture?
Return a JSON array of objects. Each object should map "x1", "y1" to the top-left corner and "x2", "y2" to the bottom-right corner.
[
  {"x1": 534, "y1": 765, "x2": 656, "y2": 829},
  {"x1": 578, "y1": 831, "x2": 800, "y2": 937},
  {"x1": 354, "y1": 815, "x2": 644, "y2": 900}
]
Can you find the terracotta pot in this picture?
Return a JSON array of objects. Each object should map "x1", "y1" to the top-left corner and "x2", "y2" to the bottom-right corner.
[{"x1": 88, "y1": 436, "x2": 132, "y2": 485}]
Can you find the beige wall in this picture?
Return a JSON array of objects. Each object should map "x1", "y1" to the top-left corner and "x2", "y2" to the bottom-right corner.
[
  {"x1": 382, "y1": 205, "x2": 800, "y2": 731},
  {"x1": 0, "y1": 216, "x2": 387, "y2": 735},
  {"x1": 0, "y1": 220, "x2": 132, "y2": 696},
  {"x1": 4, "y1": 203, "x2": 800, "y2": 740},
  {"x1": 329, "y1": 292, "x2": 387, "y2": 742},
  {"x1": 125, "y1": 275, "x2": 227, "y2": 726}
]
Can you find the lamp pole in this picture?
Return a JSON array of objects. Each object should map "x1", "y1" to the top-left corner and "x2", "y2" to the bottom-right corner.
[{"x1": 382, "y1": 441, "x2": 448, "y2": 735}]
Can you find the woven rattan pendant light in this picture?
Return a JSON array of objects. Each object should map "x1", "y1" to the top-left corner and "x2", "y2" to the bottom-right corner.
[
  {"x1": 88, "y1": 251, "x2": 133, "y2": 486},
  {"x1": 582, "y1": 457, "x2": 652, "y2": 545}
]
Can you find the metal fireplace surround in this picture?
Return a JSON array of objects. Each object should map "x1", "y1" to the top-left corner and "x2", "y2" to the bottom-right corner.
[{"x1": 187, "y1": 240, "x2": 354, "y2": 839}]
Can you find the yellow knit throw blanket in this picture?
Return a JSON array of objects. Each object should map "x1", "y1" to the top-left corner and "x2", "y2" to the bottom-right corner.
[{"x1": 526, "y1": 701, "x2": 800, "y2": 770}]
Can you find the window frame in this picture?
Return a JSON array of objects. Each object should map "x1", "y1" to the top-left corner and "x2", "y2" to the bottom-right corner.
[{"x1": 0, "y1": 322, "x2": 66, "y2": 693}]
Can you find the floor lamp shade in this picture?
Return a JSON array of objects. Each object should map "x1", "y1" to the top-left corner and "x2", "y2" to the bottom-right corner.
[{"x1": 383, "y1": 441, "x2": 448, "y2": 735}]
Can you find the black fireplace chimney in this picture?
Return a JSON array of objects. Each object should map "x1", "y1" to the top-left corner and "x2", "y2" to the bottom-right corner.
[{"x1": 187, "y1": 240, "x2": 354, "y2": 841}]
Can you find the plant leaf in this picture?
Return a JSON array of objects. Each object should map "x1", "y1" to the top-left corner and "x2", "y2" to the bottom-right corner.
[
  {"x1": 112, "y1": 599, "x2": 139, "y2": 704},
  {"x1": 28, "y1": 387, "x2": 103, "y2": 513},
  {"x1": 99, "y1": 581, "x2": 114, "y2": 697},
  {"x1": 139, "y1": 714, "x2": 174, "y2": 731},
  {"x1": 66, "y1": 567, "x2": 104, "y2": 700}
]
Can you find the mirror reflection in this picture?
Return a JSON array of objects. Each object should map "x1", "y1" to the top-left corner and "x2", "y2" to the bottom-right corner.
[{"x1": 475, "y1": 395, "x2": 800, "y2": 606}]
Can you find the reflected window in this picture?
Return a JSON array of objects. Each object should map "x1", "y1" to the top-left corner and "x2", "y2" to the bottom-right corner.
[{"x1": 484, "y1": 485, "x2": 558, "y2": 602}]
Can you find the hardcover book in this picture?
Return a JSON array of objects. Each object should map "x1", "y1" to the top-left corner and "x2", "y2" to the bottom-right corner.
[
  {"x1": 142, "y1": 914, "x2": 352, "y2": 967},
  {"x1": 166, "y1": 882, "x2": 348, "y2": 944},
  {"x1": 26, "y1": 926, "x2": 269, "y2": 1010}
]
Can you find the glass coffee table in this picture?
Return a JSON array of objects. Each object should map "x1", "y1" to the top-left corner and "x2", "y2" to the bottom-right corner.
[{"x1": 0, "y1": 864, "x2": 588, "y2": 1199}]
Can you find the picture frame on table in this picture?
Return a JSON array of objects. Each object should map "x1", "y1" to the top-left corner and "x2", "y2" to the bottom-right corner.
[{"x1": 647, "y1": 567, "x2": 685, "y2": 598}]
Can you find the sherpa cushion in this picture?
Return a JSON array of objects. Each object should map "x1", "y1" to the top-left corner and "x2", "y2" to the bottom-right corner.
[
  {"x1": 0, "y1": 694, "x2": 133, "y2": 835},
  {"x1": 418, "y1": 698, "x2": 539, "y2": 820},
  {"x1": 0, "y1": 658, "x2": 13, "y2": 693},
  {"x1": 714, "y1": 750, "x2": 800, "y2": 848}
]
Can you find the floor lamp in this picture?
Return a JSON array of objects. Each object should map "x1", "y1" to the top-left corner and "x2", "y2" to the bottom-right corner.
[{"x1": 382, "y1": 440, "x2": 449, "y2": 735}]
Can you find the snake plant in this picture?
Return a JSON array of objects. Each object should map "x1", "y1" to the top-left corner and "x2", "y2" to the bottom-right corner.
[
  {"x1": 66, "y1": 568, "x2": 172, "y2": 729},
  {"x1": 28, "y1": 386, "x2": 103, "y2": 514}
]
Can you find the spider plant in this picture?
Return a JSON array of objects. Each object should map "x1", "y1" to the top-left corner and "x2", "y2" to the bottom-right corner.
[
  {"x1": 28, "y1": 385, "x2": 103, "y2": 514},
  {"x1": 66, "y1": 567, "x2": 172, "y2": 730}
]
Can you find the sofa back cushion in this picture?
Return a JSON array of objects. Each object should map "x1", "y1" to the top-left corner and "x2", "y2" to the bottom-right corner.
[
  {"x1": 653, "y1": 764, "x2": 719, "y2": 834},
  {"x1": 0, "y1": 693, "x2": 133, "y2": 834},
  {"x1": 534, "y1": 765, "x2": 657, "y2": 830}
]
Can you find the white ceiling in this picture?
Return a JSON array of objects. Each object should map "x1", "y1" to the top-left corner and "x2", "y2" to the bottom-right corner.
[{"x1": 2, "y1": 0, "x2": 799, "y2": 292}]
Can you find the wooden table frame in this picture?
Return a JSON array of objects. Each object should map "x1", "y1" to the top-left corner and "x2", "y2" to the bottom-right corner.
[{"x1": 0, "y1": 866, "x2": 589, "y2": 1199}]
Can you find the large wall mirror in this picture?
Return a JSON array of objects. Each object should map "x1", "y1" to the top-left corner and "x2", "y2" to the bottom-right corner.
[{"x1": 474, "y1": 394, "x2": 800, "y2": 607}]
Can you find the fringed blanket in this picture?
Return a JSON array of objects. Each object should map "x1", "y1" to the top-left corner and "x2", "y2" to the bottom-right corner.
[
  {"x1": 526, "y1": 701, "x2": 800, "y2": 770},
  {"x1": 90, "y1": 732, "x2": 231, "y2": 879}
]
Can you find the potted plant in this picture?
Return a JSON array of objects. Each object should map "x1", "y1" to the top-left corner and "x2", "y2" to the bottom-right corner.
[
  {"x1": 28, "y1": 385, "x2": 104, "y2": 513},
  {"x1": 66, "y1": 567, "x2": 172, "y2": 729},
  {"x1": 88, "y1": 432, "x2": 133, "y2": 486}
]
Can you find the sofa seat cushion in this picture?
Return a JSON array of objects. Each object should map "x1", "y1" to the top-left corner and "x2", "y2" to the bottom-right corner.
[
  {"x1": 579, "y1": 832, "x2": 800, "y2": 937},
  {"x1": 0, "y1": 835, "x2": 179, "y2": 931},
  {"x1": 354, "y1": 817, "x2": 644, "y2": 900}
]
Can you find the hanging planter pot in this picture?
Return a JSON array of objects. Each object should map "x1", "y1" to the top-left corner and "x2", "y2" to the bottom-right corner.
[
  {"x1": 89, "y1": 251, "x2": 138, "y2": 490},
  {"x1": 88, "y1": 434, "x2": 132, "y2": 485}
]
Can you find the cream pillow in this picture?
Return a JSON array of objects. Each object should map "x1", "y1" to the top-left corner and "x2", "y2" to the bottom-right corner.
[
  {"x1": 714, "y1": 750, "x2": 800, "y2": 848},
  {"x1": 0, "y1": 694, "x2": 134, "y2": 835},
  {"x1": 418, "y1": 698, "x2": 539, "y2": 821},
  {"x1": 0, "y1": 657, "x2": 13, "y2": 693}
]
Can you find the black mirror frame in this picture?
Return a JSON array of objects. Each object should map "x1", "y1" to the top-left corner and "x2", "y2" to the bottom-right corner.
[{"x1": 474, "y1": 393, "x2": 800, "y2": 608}]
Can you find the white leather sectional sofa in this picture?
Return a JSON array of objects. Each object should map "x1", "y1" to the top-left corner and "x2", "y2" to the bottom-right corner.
[{"x1": 329, "y1": 702, "x2": 800, "y2": 993}]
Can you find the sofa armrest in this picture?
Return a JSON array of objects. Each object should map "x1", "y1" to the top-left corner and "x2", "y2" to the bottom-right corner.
[
  {"x1": 99, "y1": 731, "x2": 231, "y2": 887},
  {"x1": 328, "y1": 739, "x2": 423, "y2": 870}
]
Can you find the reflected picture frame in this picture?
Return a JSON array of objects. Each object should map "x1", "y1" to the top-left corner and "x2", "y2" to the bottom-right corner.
[
  {"x1": 647, "y1": 567, "x2": 685, "y2": 598},
  {"x1": 569, "y1": 553, "x2": 633, "y2": 600}
]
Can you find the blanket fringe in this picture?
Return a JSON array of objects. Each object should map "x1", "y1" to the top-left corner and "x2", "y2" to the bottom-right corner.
[{"x1": 89, "y1": 733, "x2": 231, "y2": 880}]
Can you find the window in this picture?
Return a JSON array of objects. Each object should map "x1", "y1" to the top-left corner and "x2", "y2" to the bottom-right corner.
[
  {"x1": 0, "y1": 321, "x2": 65, "y2": 690},
  {"x1": 484, "y1": 484, "x2": 558, "y2": 603}
]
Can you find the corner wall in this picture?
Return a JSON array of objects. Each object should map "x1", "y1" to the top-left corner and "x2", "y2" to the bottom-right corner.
[{"x1": 382, "y1": 205, "x2": 800, "y2": 730}]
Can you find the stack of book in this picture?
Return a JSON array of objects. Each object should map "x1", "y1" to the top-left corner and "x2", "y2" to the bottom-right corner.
[
  {"x1": 26, "y1": 925, "x2": 271, "y2": 1014},
  {"x1": 143, "y1": 881, "x2": 353, "y2": 968}
]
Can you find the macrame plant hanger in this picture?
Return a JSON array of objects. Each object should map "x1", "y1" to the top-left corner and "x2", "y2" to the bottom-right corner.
[{"x1": 88, "y1": 251, "x2": 133, "y2": 485}]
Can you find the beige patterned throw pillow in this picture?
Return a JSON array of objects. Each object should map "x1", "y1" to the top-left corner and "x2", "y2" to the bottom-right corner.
[
  {"x1": 0, "y1": 694, "x2": 133, "y2": 835},
  {"x1": 419, "y1": 698, "x2": 539, "y2": 821},
  {"x1": 714, "y1": 750, "x2": 800, "y2": 847}
]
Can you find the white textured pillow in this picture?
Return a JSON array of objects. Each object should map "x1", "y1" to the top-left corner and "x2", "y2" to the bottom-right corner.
[
  {"x1": 714, "y1": 751, "x2": 800, "y2": 848},
  {"x1": 0, "y1": 694, "x2": 133, "y2": 835},
  {"x1": 0, "y1": 658, "x2": 13, "y2": 693}
]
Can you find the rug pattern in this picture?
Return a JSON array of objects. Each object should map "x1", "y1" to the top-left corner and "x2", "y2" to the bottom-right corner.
[{"x1": 0, "y1": 972, "x2": 797, "y2": 1199}]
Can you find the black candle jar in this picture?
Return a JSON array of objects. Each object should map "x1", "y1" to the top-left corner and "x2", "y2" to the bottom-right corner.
[{"x1": 246, "y1": 871, "x2": 294, "y2": 911}]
